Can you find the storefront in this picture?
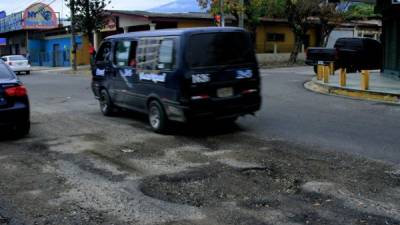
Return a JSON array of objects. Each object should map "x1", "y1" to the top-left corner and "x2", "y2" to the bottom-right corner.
[{"x1": 0, "y1": 3, "x2": 89, "y2": 67}]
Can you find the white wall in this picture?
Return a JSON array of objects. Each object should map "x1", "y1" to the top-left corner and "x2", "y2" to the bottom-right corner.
[{"x1": 326, "y1": 28, "x2": 354, "y2": 48}]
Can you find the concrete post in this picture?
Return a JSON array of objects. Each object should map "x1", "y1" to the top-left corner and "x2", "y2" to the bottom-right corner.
[
  {"x1": 323, "y1": 66, "x2": 330, "y2": 83},
  {"x1": 317, "y1": 65, "x2": 323, "y2": 80},
  {"x1": 273, "y1": 43, "x2": 278, "y2": 55},
  {"x1": 329, "y1": 62, "x2": 335, "y2": 75},
  {"x1": 361, "y1": 70, "x2": 370, "y2": 90},
  {"x1": 339, "y1": 68, "x2": 347, "y2": 87},
  {"x1": 149, "y1": 23, "x2": 156, "y2": 31},
  {"x1": 123, "y1": 27, "x2": 129, "y2": 33},
  {"x1": 301, "y1": 44, "x2": 305, "y2": 53}
]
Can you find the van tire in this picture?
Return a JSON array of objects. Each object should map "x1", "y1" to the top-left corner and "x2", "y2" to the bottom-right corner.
[
  {"x1": 99, "y1": 89, "x2": 115, "y2": 116},
  {"x1": 148, "y1": 100, "x2": 168, "y2": 133}
]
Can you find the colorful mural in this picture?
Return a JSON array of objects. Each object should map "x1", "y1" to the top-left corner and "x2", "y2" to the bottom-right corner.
[{"x1": 23, "y1": 3, "x2": 58, "y2": 29}]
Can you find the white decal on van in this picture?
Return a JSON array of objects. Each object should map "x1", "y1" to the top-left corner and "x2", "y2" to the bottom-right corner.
[
  {"x1": 236, "y1": 69, "x2": 253, "y2": 79},
  {"x1": 192, "y1": 74, "x2": 210, "y2": 84},
  {"x1": 96, "y1": 69, "x2": 105, "y2": 76},
  {"x1": 120, "y1": 69, "x2": 133, "y2": 77},
  {"x1": 139, "y1": 72, "x2": 166, "y2": 83}
]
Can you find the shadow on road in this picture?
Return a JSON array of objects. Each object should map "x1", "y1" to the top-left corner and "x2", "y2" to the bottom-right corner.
[{"x1": 114, "y1": 109, "x2": 245, "y2": 137}]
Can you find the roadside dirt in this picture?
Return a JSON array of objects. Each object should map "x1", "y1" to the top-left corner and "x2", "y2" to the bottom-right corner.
[{"x1": 1, "y1": 117, "x2": 399, "y2": 225}]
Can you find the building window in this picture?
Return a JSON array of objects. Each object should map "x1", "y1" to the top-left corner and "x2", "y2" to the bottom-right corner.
[{"x1": 267, "y1": 33, "x2": 285, "y2": 42}]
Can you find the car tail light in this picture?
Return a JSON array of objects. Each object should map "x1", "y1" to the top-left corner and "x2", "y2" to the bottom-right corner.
[
  {"x1": 5, "y1": 85, "x2": 27, "y2": 97},
  {"x1": 191, "y1": 95, "x2": 210, "y2": 100},
  {"x1": 242, "y1": 89, "x2": 258, "y2": 94}
]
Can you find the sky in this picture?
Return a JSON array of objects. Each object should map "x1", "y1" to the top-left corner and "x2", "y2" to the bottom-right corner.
[{"x1": 0, "y1": 0, "x2": 173, "y2": 17}]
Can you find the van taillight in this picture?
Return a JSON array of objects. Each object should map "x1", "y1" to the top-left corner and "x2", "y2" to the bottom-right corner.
[{"x1": 5, "y1": 85, "x2": 27, "y2": 97}]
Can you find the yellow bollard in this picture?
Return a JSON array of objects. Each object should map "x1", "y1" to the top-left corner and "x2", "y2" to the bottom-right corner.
[
  {"x1": 361, "y1": 70, "x2": 369, "y2": 90},
  {"x1": 329, "y1": 62, "x2": 335, "y2": 75},
  {"x1": 317, "y1": 65, "x2": 323, "y2": 80},
  {"x1": 323, "y1": 66, "x2": 330, "y2": 83},
  {"x1": 339, "y1": 68, "x2": 347, "y2": 87}
]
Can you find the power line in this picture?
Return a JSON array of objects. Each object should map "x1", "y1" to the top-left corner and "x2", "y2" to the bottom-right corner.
[{"x1": 10, "y1": 0, "x2": 42, "y2": 14}]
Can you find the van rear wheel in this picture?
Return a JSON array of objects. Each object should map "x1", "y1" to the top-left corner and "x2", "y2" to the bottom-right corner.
[{"x1": 148, "y1": 101, "x2": 168, "y2": 133}]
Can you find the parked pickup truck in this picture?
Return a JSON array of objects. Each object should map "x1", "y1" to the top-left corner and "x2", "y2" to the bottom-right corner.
[{"x1": 306, "y1": 37, "x2": 382, "y2": 73}]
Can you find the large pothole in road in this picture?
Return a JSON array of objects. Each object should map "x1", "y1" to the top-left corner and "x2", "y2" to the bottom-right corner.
[{"x1": 139, "y1": 163, "x2": 301, "y2": 208}]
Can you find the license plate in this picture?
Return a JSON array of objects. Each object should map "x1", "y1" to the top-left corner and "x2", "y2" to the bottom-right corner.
[{"x1": 217, "y1": 87, "x2": 234, "y2": 98}]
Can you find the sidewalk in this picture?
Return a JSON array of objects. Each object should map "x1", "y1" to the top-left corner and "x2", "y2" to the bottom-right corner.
[
  {"x1": 305, "y1": 71, "x2": 400, "y2": 104},
  {"x1": 31, "y1": 65, "x2": 91, "y2": 75}
]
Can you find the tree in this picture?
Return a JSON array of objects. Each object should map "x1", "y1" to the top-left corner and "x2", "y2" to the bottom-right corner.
[
  {"x1": 344, "y1": 3, "x2": 378, "y2": 20},
  {"x1": 317, "y1": 1, "x2": 347, "y2": 47},
  {"x1": 285, "y1": 0, "x2": 319, "y2": 64},
  {"x1": 197, "y1": 0, "x2": 270, "y2": 38},
  {"x1": 66, "y1": 0, "x2": 110, "y2": 44}
]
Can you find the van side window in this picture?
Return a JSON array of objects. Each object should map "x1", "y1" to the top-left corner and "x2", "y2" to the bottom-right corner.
[
  {"x1": 114, "y1": 41, "x2": 138, "y2": 67},
  {"x1": 96, "y1": 42, "x2": 112, "y2": 62},
  {"x1": 137, "y1": 37, "x2": 175, "y2": 71},
  {"x1": 158, "y1": 39, "x2": 174, "y2": 70}
]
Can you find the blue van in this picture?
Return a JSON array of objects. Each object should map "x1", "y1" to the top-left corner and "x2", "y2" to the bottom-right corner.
[{"x1": 92, "y1": 27, "x2": 261, "y2": 133}]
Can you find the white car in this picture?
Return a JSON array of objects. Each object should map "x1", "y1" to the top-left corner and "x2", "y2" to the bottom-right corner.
[{"x1": 1, "y1": 55, "x2": 31, "y2": 75}]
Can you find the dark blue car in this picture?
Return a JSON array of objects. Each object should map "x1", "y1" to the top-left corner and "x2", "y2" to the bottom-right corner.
[
  {"x1": 92, "y1": 27, "x2": 262, "y2": 133},
  {"x1": 0, "y1": 61, "x2": 30, "y2": 137}
]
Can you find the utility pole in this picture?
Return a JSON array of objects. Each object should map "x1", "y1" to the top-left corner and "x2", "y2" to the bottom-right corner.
[
  {"x1": 70, "y1": 0, "x2": 77, "y2": 71},
  {"x1": 239, "y1": 0, "x2": 244, "y2": 28},
  {"x1": 220, "y1": 0, "x2": 225, "y2": 27}
]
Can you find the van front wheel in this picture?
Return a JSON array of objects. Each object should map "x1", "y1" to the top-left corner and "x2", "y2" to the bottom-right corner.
[
  {"x1": 99, "y1": 89, "x2": 115, "y2": 116},
  {"x1": 148, "y1": 101, "x2": 168, "y2": 133}
]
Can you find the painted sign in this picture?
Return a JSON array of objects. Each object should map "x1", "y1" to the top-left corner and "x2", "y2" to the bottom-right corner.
[
  {"x1": 0, "y1": 11, "x2": 6, "y2": 43},
  {"x1": 0, "y1": 12, "x2": 23, "y2": 33},
  {"x1": 101, "y1": 17, "x2": 118, "y2": 32},
  {"x1": 23, "y1": 3, "x2": 58, "y2": 29}
]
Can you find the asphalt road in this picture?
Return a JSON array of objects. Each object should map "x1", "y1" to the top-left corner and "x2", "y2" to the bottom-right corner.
[
  {"x1": 241, "y1": 67, "x2": 400, "y2": 164},
  {"x1": 20, "y1": 67, "x2": 400, "y2": 164},
  {"x1": 0, "y1": 67, "x2": 399, "y2": 225}
]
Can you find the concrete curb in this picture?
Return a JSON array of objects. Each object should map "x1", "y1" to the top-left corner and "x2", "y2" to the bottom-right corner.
[{"x1": 304, "y1": 80, "x2": 400, "y2": 105}]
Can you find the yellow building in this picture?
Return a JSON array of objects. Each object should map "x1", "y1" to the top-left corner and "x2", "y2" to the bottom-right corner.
[{"x1": 256, "y1": 18, "x2": 318, "y2": 54}]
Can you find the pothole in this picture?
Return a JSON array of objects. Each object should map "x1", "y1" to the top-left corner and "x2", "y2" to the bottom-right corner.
[{"x1": 139, "y1": 163, "x2": 298, "y2": 207}]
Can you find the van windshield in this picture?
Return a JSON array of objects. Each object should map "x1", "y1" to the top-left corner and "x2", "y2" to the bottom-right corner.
[{"x1": 186, "y1": 32, "x2": 254, "y2": 68}]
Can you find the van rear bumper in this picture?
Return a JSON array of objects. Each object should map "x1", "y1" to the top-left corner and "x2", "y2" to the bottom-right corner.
[{"x1": 164, "y1": 94, "x2": 262, "y2": 122}]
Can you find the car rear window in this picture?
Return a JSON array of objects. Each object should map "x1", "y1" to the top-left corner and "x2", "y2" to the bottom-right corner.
[
  {"x1": 0, "y1": 63, "x2": 13, "y2": 79},
  {"x1": 9, "y1": 55, "x2": 26, "y2": 61},
  {"x1": 186, "y1": 32, "x2": 254, "y2": 68}
]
